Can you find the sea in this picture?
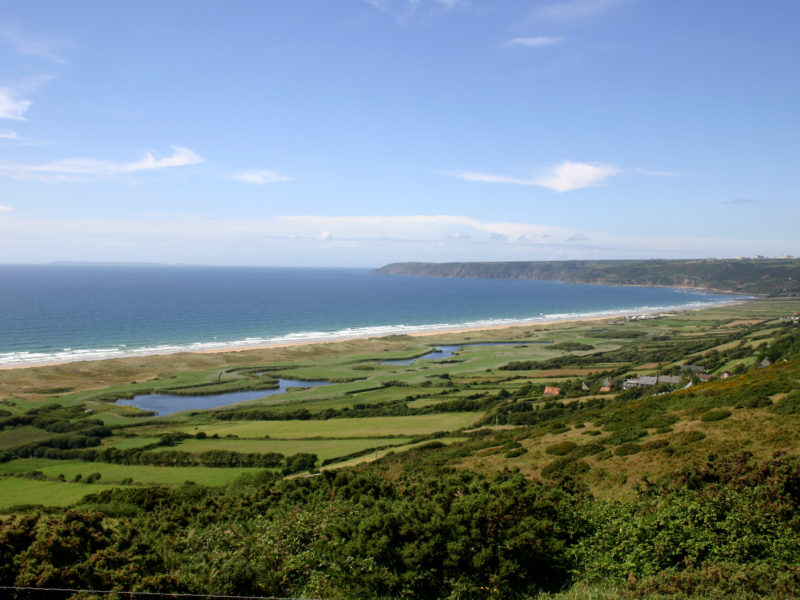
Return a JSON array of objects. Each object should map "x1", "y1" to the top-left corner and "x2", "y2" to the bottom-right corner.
[{"x1": 0, "y1": 265, "x2": 744, "y2": 368}]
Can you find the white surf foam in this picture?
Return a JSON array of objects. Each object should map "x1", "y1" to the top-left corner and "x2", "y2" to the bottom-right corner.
[{"x1": 0, "y1": 296, "x2": 747, "y2": 368}]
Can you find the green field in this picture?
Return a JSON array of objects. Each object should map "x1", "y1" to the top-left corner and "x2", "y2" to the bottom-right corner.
[
  {"x1": 322, "y1": 437, "x2": 469, "y2": 470},
  {"x1": 0, "y1": 477, "x2": 124, "y2": 511},
  {"x1": 170, "y1": 436, "x2": 414, "y2": 460},
  {"x1": 0, "y1": 425, "x2": 55, "y2": 449},
  {"x1": 156, "y1": 412, "x2": 484, "y2": 438},
  {"x1": 0, "y1": 458, "x2": 263, "y2": 486},
  {"x1": 107, "y1": 436, "x2": 162, "y2": 449}
]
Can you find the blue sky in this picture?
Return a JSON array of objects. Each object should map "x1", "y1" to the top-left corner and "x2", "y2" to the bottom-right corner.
[{"x1": 1, "y1": 0, "x2": 798, "y2": 266}]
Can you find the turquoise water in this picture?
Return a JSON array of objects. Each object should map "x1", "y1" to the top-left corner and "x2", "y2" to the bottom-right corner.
[{"x1": 0, "y1": 265, "x2": 742, "y2": 367}]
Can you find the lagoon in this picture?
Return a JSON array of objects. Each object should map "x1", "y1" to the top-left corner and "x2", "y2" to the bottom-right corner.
[{"x1": 114, "y1": 378, "x2": 332, "y2": 417}]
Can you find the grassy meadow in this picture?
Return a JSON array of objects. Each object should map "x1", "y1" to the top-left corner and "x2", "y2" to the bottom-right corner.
[{"x1": 2, "y1": 297, "x2": 800, "y2": 598}]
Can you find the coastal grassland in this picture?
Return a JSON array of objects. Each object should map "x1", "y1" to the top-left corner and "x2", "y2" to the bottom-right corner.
[
  {"x1": 0, "y1": 458, "x2": 263, "y2": 487},
  {"x1": 163, "y1": 436, "x2": 414, "y2": 460},
  {"x1": 1, "y1": 298, "x2": 800, "y2": 599},
  {"x1": 0, "y1": 298, "x2": 797, "y2": 505},
  {"x1": 0, "y1": 425, "x2": 56, "y2": 449},
  {"x1": 0, "y1": 477, "x2": 125, "y2": 511},
  {"x1": 0, "y1": 335, "x2": 437, "y2": 404},
  {"x1": 146, "y1": 413, "x2": 484, "y2": 439},
  {"x1": 321, "y1": 436, "x2": 469, "y2": 470},
  {"x1": 106, "y1": 435, "x2": 162, "y2": 450}
]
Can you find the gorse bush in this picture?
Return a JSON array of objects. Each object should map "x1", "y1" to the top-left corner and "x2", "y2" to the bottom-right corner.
[{"x1": 573, "y1": 453, "x2": 800, "y2": 597}]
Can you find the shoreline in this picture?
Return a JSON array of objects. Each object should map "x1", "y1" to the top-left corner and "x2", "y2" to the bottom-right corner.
[{"x1": 0, "y1": 297, "x2": 750, "y2": 372}]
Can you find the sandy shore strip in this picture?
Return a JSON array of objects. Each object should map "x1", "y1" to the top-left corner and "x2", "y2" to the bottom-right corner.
[{"x1": 0, "y1": 298, "x2": 750, "y2": 372}]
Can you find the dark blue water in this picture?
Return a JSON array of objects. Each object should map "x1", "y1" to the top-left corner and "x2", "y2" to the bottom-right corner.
[
  {"x1": 0, "y1": 265, "x2": 741, "y2": 367},
  {"x1": 114, "y1": 378, "x2": 332, "y2": 416},
  {"x1": 379, "y1": 342, "x2": 545, "y2": 365},
  {"x1": 380, "y1": 345, "x2": 463, "y2": 365}
]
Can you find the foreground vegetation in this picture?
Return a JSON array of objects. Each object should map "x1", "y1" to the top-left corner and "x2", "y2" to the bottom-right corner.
[{"x1": 1, "y1": 298, "x2": 799, "y2": 598}]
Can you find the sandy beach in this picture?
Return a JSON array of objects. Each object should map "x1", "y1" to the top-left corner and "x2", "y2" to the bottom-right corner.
[{"x1": 0, "y1": 299, "x2": 749, "y2": 373}]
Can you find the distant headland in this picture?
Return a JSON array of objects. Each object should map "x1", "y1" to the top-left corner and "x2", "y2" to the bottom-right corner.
[{"x1": 374, "y1": 258, "x2": 800, "y2": 297}]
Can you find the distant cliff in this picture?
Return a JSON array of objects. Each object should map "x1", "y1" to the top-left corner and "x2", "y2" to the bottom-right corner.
[{"x1": 373, "y1": 259, "x2": 800, "y2": 296}]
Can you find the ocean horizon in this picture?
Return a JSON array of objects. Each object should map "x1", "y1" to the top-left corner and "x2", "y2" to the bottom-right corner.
[{"x1": 0, "y1": 265, "x2": 744, "y2": 368}]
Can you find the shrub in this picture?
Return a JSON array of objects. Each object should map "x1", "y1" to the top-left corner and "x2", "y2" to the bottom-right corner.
[
  {"x1": 641, "y1": 413, "x2": 679, "y2": 429},
  {"x1": 615, "y1": 443, "x2": 642, "y2": 456},
  {"x1": 505, "y1": 447, "x2": 528, "y2": 458},
  {"x1": 573, "y1": 442, "x2": 605, "y2": 457},
  {"x1": 736, "y1": 396, "x2": 773, "y2": 409},
  {"x1": 550, "y1": 342, "x2": 594, "y2": 351},
  {"x1": 680, "y1": 431, "x2": 707, "y2": 444},
  {"x1": 700, "y1": 409, "x2": 732, "y2": 422},
  {"x1": 768, "y1": 391, "x2": 800, "y2": 415},
  {"x1": 545, "y1": 441, "x2": 578, "y2": 456},
  {"x1": 606, "y1": 428, "x2": 647, "y2": 445},
  {"x1": 642, "y1": 439, "x2": 670, "y2": 452},
  {"x1": 541, "y1": 457, "x2": 589, "y2": 480},
  {"x1": 282, "y1": 452, "x2": 318, "y2": 475}
]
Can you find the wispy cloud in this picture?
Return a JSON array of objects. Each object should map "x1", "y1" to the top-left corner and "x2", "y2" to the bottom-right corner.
[
  {"x1": 363, "y1": 0, "x2": 462, "y2": 24},
  {"x1": 0, "y1": 88, "x2": 32, "y2": 120},
  {"x1": 507, "y1": 36, "x2": 566, "y2": 48},
  {"x1": 231, "y1": 169, "x2": 293, "y2": 185},
  {"x1": 0, "y1": 146, "x2": 204, "y2": 183},
  {"x1": 537, "y1": 0, "x2": 633, "y2": 19},
  {"x1": 0, "y1": 205, "x2": 12, "y2": 213},
  {"x1": 0, "y1": 129, "x2": 48, "y2": 146},
  {"x1": 1, "y1": 28, "x2": 67, "y2": 64},
  {"x1": 538, "y1": 161, "x2": 619, "y2": 192},
  {"x1": 724, "y1": 198, "x2": 757, "y2": 205},
  {"x1": 364, "y1": 0, "x2": 460, "y2": 10},
  {"x1": 445, "y1": 160, "x2": 620, "y2": 192},
  {"x1": 2, "y1": 213, "x2": 796, "y2": 266}
]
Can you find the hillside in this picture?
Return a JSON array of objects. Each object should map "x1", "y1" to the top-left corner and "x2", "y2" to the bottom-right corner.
[
  {"x1": 1, "y1": 298, "x2": 799, "y2": 599},
  {"x1": 373, "y1": 258, "x2": 800, "y2": 296}
]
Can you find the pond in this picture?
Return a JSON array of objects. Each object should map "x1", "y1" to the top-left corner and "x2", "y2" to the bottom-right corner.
[
  {"x1": 114, "y1": 378, "x2": 332, "y2": 417},
  {"x1": 379, "y1": 342, "x2": 545, "y2": 365}
]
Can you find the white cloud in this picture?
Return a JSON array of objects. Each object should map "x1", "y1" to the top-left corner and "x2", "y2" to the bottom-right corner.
[
  {"x1": 2, "y1": 213, "x2": 796, "y2": 266},
  {"x1": 275, "y1": 215, "x2": 575, "y2": 245},
  {"x1": 537, "y1": 161, "x2": 619, "y2": 192},
  {"x1": 445, "y1": 171, "x2": 541, "y2": 186},
  {"x1": 1, "y1": 28, "x2": 66, "y2": 64},
  {"x1": 363, "y1": 0, "x2": 461, "y2": 24},
  {"x1": 0, "y1": 129, "x2": 48, "y2": 146},
  {"x1": 445, "y1": 161, "x2": 620, "y2": 192},
  {"x1": 364, "y1": 0, "x2": 460, "y2": 10},
  {"x1": 0, "y1": 88, "x2": 32, "y2": 120},
  {"x1": 538, "y1": 0, "x2": 634, "y2": 19},
  {"x1": 231, "y1": 169, "x2": 293, "y2": 185},
  {"x1": 507, "y1": 36, "x2": 565, "y2": 48},
  {"x1": 0, "y1": 146, "x2": 204, "y2": 182},
  {"x1": 0, "y1": 205, "x2": 12, "y2": 213}
]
